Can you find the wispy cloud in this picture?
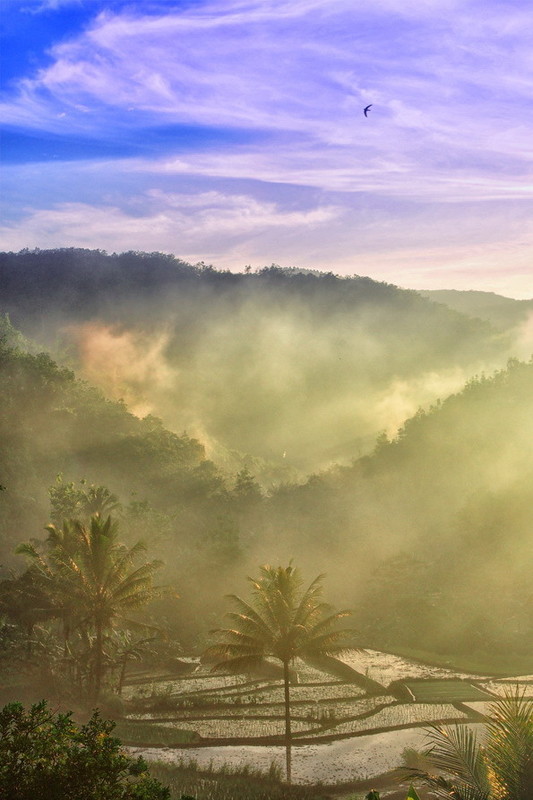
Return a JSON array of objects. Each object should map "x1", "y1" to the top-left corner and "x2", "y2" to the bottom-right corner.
[
  {"x1": 3, "y1": 0, "x2": 533, "y2": 198},
  {"x1": 3, "y1": 0, "x2": 533, "y2": 141},
  {"x1": 0, "y1": 191, "x2": 340, "y2": 263},
  {"x1": 1, "y1": 174, "x2": 531, "y2": 296}
]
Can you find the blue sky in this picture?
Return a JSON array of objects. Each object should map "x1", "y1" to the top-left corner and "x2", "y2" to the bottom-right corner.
[{"x1": 1, "y1": 0, "x2": 532, "y2": 297}]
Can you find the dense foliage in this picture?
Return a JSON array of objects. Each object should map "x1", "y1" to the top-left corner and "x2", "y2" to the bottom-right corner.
[
  {"x1": 0, "y1": 700, "x2": 170, "y2": 799},
  {"x1": 15, "y1": 513, "x2": 165, "y2": 702},
  {"x1": 0, "y1": 313, "x2": 247, "y2": 649}
]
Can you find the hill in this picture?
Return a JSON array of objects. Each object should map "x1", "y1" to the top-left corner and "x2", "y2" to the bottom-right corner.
[
  {"x1": 0, "y1": 249, "x2": 514, "y2": 476},
  {"x1": 262, "y1": 356, "x2": 533, "y2": 655},
  {"x1": 1, "y1": 312, "x2": 532, "y2": 657},
  {"x1": 0, "y1": 316, "x2": 257, "y2": 644},
  {"x1": 419, "y1": 289, "x2": 533, "y2": 334}
]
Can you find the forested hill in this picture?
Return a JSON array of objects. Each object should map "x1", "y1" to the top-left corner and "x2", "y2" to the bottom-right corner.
[
  {"x1": 0, "y1": 316, "x2": 246, "y2": 629},
  {"x1": 420, "y1": 289, "x2": 533, "y2": 333},
  {"x1": 266, "y1": 356, "x2": 533, "y2": 655},
  {"x1": 1, "y1": 313, "x2": 532, "y2": 654},
  {"x1": 0, "y1": 249, "x2": 514, "y2": 474}
]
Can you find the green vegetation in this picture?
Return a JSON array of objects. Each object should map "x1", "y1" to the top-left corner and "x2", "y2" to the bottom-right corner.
[
  {"x1": 365, "y1": 788, "x2": 421, "y2": 800},
  {"x1": 0, "y1": 700, "x2": 170, "y2": 799},
  {"x1": 408, "y1": 690, "x2": 533, "y2": 799},
  {"x1": 420, "y1": 288, "x2": 533, "y2": 333},
  {"x1": 0, "y1": 248, "x2": 509, "y2": 475},
  {"x1": 113, "y1": 720, "x2": 200, "y2": 746},
  {"x1": 205, "y1": 565, "x2": 355, "y2": 783},
  {"x1": 148, "y1": 761, "x2": 326, "y2": 800},
  {"x1": 1, "y1": 260, "x2": 533, "y2": 658},
  {"x1": 1, "y1": 251, "x2": 533, "y2": 794},
  {"x1": 399, "y1": 680, "x2": 491, "y2": 703},
  {"x1": 16, "y1": 513, "x2": 165, "y2": 703},
  {"x1": 0, "y1": 312, "x2": 241, "y2": 652}
]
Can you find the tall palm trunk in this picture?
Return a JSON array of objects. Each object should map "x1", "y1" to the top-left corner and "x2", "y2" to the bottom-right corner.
[
  {"x1": 94, "y1": 617, "x2": 103, "y2": 704},
  {"x1": 283, "y1": 659, "x2": 292, "y2": 784},
  {"x1": 117, "y1": 654, "x2": 128, "y2": 696}
]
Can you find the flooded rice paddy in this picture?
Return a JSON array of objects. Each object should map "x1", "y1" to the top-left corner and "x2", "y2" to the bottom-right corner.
[{"x1": 127, "y1": 649, "x2": 531, "y2": 784}]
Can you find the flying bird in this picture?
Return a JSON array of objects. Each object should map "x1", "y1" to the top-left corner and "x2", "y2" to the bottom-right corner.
[{"x1": 363, "y1": 104, "x2": 373, "y2": 117}]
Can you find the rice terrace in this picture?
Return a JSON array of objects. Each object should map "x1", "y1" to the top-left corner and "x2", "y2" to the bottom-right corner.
[{"x1": 119, "y1": 648, "x2": 533, "y2": 788}]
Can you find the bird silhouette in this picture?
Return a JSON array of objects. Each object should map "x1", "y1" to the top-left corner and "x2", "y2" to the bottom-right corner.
[{"x1": 363, "y1": 104, "x2": 373, "y2": 117}]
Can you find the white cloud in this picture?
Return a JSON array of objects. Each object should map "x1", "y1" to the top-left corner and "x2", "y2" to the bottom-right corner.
[
  {"x1": 2, "y1": 0, "x2": 532, "y2": 210},
  {"x1": 125, "y1": 143, "x2": 533, "y2": 203},
  {"x1": 0, "y1": 192, "x2": 340, "y2": 261},
  {"x1": 4, "y1": 0, "x2": 533, "y2": 147}
]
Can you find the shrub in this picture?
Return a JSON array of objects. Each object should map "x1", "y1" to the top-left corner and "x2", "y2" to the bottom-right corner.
[
  {"x1": 0, "y1": 700, "x2": 170, "y2": 799},
  {"x1": 100, "y1": 691, "x2": 126, "y2": 718}
]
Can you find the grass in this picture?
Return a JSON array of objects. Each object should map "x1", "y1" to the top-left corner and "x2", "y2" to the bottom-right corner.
[
  {"x1": 400, "y1": 680, "x2": 491, "y2": 703},
  {"x1": 113, "y1": 720, "x2": 200, "y2": 746},
  {"x1": 148, "y1": 760, "x2": 329, "y2": 800},
  {"x1": 382, "y1": 644, "x2": 533, "y2": 677}
]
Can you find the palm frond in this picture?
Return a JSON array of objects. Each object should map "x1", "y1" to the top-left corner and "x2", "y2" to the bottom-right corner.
[
  {"x1": 207, "y1": 564, "x2": 356, "y2": 673},
  {"x1": 293, "y1": 574, "x2": 326, "y2": 626},
  {"x1": 485, "y1": 688, "x2": 533, "y2": 800},
  {"x1": 300, "y1": 627, "x2": 359, "y2": 657},
  {"x1": 420, "y1": 724, "x2": 490, "y2": 799},
  {"x1": 103, "y1": 540, "x2": 148, "y2": 589},
  {"x1": 225, "y1": 595, "x2": 277, "y2": 642},
  {"x1": 404, "y1": 769, "x2": 485, "y2": 800},
  {"x1": 204, "y1": 643, "x2": 265, "y2": 674}
]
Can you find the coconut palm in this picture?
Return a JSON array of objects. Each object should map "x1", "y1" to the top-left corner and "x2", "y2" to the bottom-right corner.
[
  {"x1": 408, "y1": 688, "x2": 533, "y2": 799},
  {"x1": 205, "y1": 563, "x2": 356, "y2": 783},
  {"x1": 16, "y1": 520, "x2": 81, "y2": 652},
  {"x1": 17, "y1": 514, "x2": 164, "y2": 702}
]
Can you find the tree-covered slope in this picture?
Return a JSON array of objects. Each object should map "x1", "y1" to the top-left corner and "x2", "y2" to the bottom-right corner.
[
  {"x1": 263, "y1": 357, "x2": 533, "y2": 655},
  {"x1": 420, "y1": 289, "x2": 533, "y2": 334},
  {"x1": 0, "y1": 316, "x2": 251, "y2": 611},
  {"x1": 1, "y1": 310, "x2": 532, "y2": 656},
  {"x1": 0, "y1": 249, "x2": 513, "y2": 474}
]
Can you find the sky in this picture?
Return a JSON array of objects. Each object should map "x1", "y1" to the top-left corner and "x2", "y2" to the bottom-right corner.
[{"x1": 1, "y1": 0, "x2": 532, "y2": 298}]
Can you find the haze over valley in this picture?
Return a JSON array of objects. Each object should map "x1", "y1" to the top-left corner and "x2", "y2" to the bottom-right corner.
[
  {"x1": 1, "y1": 248, "x2": 532, "y2": 659},
  {"x1": 2, "y1": 249, "x2": 531, "y2": 478}
]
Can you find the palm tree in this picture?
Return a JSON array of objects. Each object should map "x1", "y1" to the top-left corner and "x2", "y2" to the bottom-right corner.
[
  {"x1": 205, "y1": 563, "x2": 356, "y2": 783},
  {"x1": 16, "y1": 520, "x2": 80, "y2": 652},
  {"x1": 408, "y1": 688, "x2": 533, "y2": 799},
  {"x1": 110, "y1": 629, "x2": 158, "y2": 696},
  {"x1": 81, "y1": 485, "x2": 121, "y2": 517},
  {"x1": 17, "y1": 514, "x2": 164, "y2": 703}
]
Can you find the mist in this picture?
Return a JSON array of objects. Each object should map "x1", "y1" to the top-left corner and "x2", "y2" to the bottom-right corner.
[
  {"x1": 0, "y1": 250, "x2": 518, "y2": 481},
  {"x1": 1, "y1": 249, "x2": 532, "y2": 659}
]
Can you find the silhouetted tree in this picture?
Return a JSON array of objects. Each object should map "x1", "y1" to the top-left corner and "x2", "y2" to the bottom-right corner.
[
  {"x1": 205, "y1": 563, "x2": 355, "y2": 783},
  {"x1": 17, "y1": 514, "x2": 164, "y2": 702}
]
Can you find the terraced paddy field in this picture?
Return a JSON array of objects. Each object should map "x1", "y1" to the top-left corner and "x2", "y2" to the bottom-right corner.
[
  {"x1": 124, "y1": 649, "x2": 533, "y2": 785},
  {"x1": 399, "y1": 679, "x2": 492, "y2": 703}
]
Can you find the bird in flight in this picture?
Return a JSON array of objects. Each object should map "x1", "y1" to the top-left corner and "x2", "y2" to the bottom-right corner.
[{"x1": 363, "y1": 104, "x2": 373, "y2": 117}]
